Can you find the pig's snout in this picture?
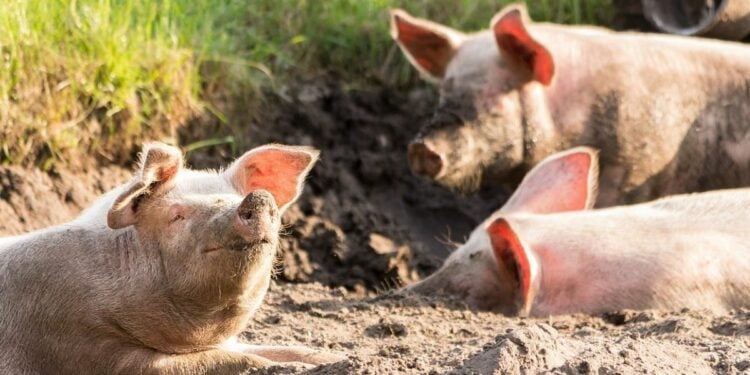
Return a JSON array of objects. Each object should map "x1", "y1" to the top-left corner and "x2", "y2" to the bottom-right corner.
[
  {"x1": 234, "y1": 190, "x2": 279, "y2": 245},
  {"x1": 408, "y1": 141, "x2": 444, "y2": 179}
]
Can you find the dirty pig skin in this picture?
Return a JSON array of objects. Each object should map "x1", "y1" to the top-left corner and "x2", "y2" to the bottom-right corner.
[
  {"x1": 406, "y1": 147, "x2": 750, "y2": 316},
  {"x1": 0, "y1": 143, "x2": 342, "y2": 374},
  {"x1": 391, "y1": 3, "x2": 750, "y2": 206}
]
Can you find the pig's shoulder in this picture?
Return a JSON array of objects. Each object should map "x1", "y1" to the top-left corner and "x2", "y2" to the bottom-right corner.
[{"x1": 648, "y1": 188, "x2": 750, "y2": 215}]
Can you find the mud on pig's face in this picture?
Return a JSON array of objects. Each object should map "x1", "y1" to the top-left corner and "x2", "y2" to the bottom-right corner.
[{"x1": 391, "y1": 5, "x2": 555, "y2": 193}]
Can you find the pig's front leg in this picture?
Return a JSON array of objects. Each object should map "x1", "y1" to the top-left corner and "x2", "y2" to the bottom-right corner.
[
  {"x1": 225, "y1": 341, "x2": 345, "y2": 366},
  {"x1": 114, "y1": 348, "x2": 273, "y2": 375},
  {"x1": 243, "y1": 345, "x2": 345, "y2": 365}
]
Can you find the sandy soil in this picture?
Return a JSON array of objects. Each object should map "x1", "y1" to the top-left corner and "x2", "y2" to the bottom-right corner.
[
  {"x1": 2, "y1": 80, "x2": 749, "y2": 374},
  {"x1": 250, "y1": 282, "x2": 750, "y2": 374}
]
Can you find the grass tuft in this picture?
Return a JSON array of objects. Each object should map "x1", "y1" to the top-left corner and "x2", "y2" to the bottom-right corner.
[{"x1": 0, "y1": 0, "x2": 612, "y2": 168}]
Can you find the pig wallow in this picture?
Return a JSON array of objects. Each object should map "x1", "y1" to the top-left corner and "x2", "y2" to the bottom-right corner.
[
  {"x1": 407, "y1": 147, "x2": 750, "y2": 316},
  {"x1": 0, "y1": 143, "x2": 342, "y2": 374},
  {"x1": 391, "y1": 4, "x2": 750, "y2": 205}
]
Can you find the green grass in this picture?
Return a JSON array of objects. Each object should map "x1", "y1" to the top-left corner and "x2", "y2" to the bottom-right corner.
[
  {"x1": 242, "y1": 0, "x2": 612, "y2": 85},
  {"x1": 0, "y1": 0, "x2": 612, "y2": 168}
]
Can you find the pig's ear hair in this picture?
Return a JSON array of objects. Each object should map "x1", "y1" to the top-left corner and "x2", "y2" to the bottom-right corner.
[
  {"x1": 390, "y1": 8, "x2": 466, "y2": 82},
  {"x1": 501, "y1": 147, "x2": 599, "y2": 214},
  {"x1": 487, "y1": 218, "x2": 538, "y2": 316},
  {"x1": 107, "y1": 143, "x2": 183, "y2": 229},
  {"x1": 491, "y1": 4, "x2": 554, "y2": 85},
  {"x1": 224, "y1": 144, "x2": 320, "y2": 212}
]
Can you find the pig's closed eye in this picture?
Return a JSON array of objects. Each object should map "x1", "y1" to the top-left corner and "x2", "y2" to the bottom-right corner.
[{"x1": 170, "y1": 214, "x2": 185, "y2": 223}]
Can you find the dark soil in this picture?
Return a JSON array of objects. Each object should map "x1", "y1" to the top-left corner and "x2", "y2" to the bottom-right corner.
[
  {"x1": 0, "y1": 165, "x2": 130, "y2": 235},
  {"x1": 4, "y1": 78, "x2": 750, "y2": 374},
  {"x1": 185, "y1": 78, "x2": 509, "y2": 292},
  {"x1": 1, "y1": 79, "x2": 505, "y2": 294}
]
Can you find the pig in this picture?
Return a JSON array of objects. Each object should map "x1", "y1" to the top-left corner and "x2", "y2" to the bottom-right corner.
[
  {"x1": 0, "y1": 142, "x2": 343, "y2": 374},
  {"x1": 407, "y1": 147, "x2": 750, "y2": 316},
  {"x1": 390, "y1": 4, "x2": 750, "y2": 206}
]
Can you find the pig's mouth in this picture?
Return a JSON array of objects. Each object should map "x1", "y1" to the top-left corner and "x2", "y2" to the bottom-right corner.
[{"x1": 202, "y1": 237, "x2": 273, "y2": 253}]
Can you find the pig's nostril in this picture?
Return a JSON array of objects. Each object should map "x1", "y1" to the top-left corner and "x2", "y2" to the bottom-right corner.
[
  {"x1": 408, "y1": 142, "x2": 444, "y2": 178},
  {"x1": 237, "y1": 190, "x2": 278, "y2": 227}
]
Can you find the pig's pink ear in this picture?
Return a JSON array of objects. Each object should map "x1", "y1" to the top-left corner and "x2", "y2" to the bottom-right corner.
[
  {"x1": 491, "y1": 5, "x2": 554, "y2": 85},
  {"x1": 502, "y1": 147, "x2": 598, "y2": 214},
  {"x1": 487, "y1": 218, "x2": 537, "y2": 316},
  {"x1": 390, "y1": 9, "x2": 465, "y2": 82},
  {"x1": 107, "y1": 143, "x2": 183, "y2": 229},
  {"x1": 224, "y1": 144, "x2": 319, "y2": 211}
]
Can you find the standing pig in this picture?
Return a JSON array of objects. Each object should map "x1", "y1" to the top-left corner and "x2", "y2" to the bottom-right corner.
[
  {"x1": 391, "y1": 4, "x2": 750, "y2": 205},
  {"x1": 408, "y1": 147, "x2": 750, "y2": 316},
  {"x1": 0, "y1": 143, "x2": 342, "y2": 374}
]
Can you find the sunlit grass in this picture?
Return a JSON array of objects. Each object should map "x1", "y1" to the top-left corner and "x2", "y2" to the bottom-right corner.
[{"x1": 0, "y1": 0, "x2": 612, "y2": 168}]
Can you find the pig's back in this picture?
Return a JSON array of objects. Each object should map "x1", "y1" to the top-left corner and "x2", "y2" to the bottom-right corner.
[
  {"x1": 0, "y1": 226, "x2": 117, "y2": 373},
  {"x1": 534, "y1": 22, "x2": 750, "y2": 58},
  {"x1": 511, "y1": 188, "x2": 750, "y2": 315},
  {"x1": 518, "y1": 188, "x2": 750, "y2": 236}
]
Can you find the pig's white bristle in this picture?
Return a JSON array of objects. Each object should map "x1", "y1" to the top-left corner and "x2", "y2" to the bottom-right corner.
[{"x1": 270, "y1": 252, "x2": 283, "y2": 279}]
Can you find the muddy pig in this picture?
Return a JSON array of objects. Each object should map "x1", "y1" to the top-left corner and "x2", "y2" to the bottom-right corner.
[
  {"x1": 407, "y1": 147, "x2": 750, "y2": 316},
  {"x1": 0, "y1": 143, "x2": 343, "y2": 374},
  {"x1": 391, "y1": 4, "x2": 750, "y2": 205}
]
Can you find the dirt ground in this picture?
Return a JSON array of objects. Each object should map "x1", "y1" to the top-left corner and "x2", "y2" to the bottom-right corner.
[
  {"x1": 250, "y1": 283, "x2": 750, "y2": 374},
  {"x1": 2, "y1": 80, "x2": 749, "y2": 374}
]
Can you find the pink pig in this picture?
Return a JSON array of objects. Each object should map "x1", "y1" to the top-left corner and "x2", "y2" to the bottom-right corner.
[
  {"x1": 0, "y1": 143, "x2": 342, "y2": 374},
  {"x1": 408, "y1": 147, "x2": 750, "y2": 316},
  {"x1": 391, "y1": 4, "x2": 750, "y2": 205}
]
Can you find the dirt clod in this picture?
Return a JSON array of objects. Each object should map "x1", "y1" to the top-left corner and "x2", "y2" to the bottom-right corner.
[{"x1": 365, "y1": 320, "x2": 409, "y2": 338}]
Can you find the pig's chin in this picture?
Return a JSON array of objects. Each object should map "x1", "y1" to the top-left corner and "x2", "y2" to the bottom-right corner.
[{"x1": 437, "y1": 167, "x2": 483, "y2": 195}]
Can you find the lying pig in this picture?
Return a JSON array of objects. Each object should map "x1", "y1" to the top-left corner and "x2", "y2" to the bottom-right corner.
[
  {"x1": 408, "y1": 147, "x2": 750, "y2": 316},
  {"x1": 0, "y1": 143, "x2": 342, "y2": 374},
  {"x1": 391, "y1": 4, "x2": 750, "y2": 205}
]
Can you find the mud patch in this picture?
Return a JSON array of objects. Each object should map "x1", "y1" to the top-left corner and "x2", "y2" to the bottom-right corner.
[
  {"x1": 186, "y1": 78, "x2": 509, "y2": 292},
  {"x1": 4, "y1": 78, "x2": 750, "y2": 374},
  {"x1": 0, "y1": 165, "x2": 130, "y2": 235}
]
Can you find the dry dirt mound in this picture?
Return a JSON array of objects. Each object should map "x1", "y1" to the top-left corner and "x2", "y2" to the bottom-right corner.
[{"x1": 249, "y1": 282, "x2": 750, "y2": 374}]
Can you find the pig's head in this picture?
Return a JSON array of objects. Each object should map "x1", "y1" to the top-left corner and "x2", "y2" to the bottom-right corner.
[
  {"x1": 391, "y1": 4, "x2": 555, "y2": 192},
  {"x1": 406, "y1": 147, "x2": 597, "y2": 315},
  {"x1": 106, "y1": 142, "x2": 318, "y2": 316}
]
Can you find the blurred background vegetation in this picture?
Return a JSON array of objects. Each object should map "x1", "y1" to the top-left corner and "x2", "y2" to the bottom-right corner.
[{"x1": 0, "y1": 0, "x2": 612, "y2": 168}]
